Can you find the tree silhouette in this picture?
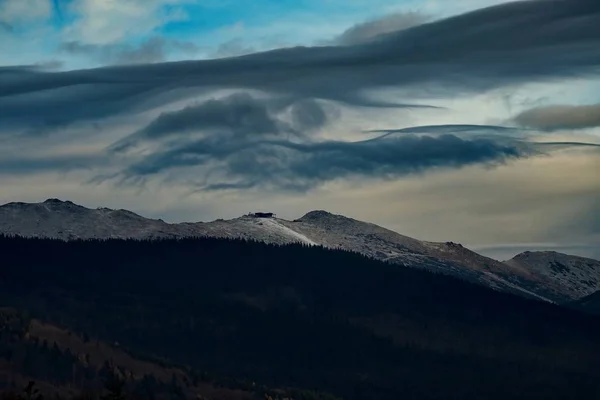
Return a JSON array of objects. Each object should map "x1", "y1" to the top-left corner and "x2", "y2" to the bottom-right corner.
[
  {"x1": 101, "y1": 372, "x2": 126, "y2": 400},
  {"x1": 1, "y1": 235, "x2": 600, "y2": 400},
  {"x1": 22, "y1": 382, "x2": 43, "y2": 400}
]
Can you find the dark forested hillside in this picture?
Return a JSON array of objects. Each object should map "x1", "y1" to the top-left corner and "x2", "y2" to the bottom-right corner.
[
  {"x1": 572, "y1": 290, "x2": 600, "y2": 315},
  {"x1": 1, "y1": 236, "x2": 600, "y2": 400},
  {"x1": 0, "y1": 307, "x2": 301, "y2": 400}
]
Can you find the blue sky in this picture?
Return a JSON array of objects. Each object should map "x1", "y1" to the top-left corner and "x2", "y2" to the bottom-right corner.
[
  {"x1": 0, "y1": 0, "x2": 599, "y2": 259},
  {"x1": 1, "y1": 0, "x2": 509, "y2": 68}
]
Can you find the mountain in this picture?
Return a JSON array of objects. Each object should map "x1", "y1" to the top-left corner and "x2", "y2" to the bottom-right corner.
[
  {"x1": 0, "y1": 199, "x2": 316, "y2": 244},
  {"x1": 0, "y1": 199, "x2": 195, "y2": 240},
  {"x1": 505, "y1": 251, "x2": 600, "y2": 301},
  {"x1": 2, "y1": 235, "x2": 600, "y2": 400},
  {"x1": 1, "y1": 199, "x2": 597, "y2": 303}
]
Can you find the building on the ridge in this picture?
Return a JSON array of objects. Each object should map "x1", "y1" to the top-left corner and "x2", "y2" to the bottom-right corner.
[{"x1": 251, "y1": 212, "x2": 276, "y2": 218}]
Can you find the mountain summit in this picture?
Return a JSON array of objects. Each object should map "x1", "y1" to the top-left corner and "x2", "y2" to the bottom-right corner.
[
  {"x1": 505, "y1": 251, "x2": 600, "y2": 300},
  {"x1": 1, "y1": 199, "x2": 597, "y2": 303}
]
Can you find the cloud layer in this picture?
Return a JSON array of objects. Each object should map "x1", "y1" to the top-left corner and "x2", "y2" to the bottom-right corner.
[
  {"x1": 120, "y1": 130, "x2": 525, "y2": 191},
  {"x1": 2, "y1": 0, "x2": 600, "y2": 131},
  {"x1": 334, "y1": 12, "x2": 432, "y2": 45},
  {"x1": 101, "y1": 93, "x2": 594, "y2": 192},
  {"x1": 514, "y1": 104, "x2": 600, "y2": 130},
  {"x1": 109, "y1": 93, "x2": 298, "y2": 153},
  {"x1": 61, "y1": 37, "x2": 200, "y2": 66}
]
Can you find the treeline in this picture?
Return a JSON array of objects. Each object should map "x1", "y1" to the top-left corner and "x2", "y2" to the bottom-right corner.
[
  {"x1": 1, "y1": 236, "x2": 600, "y2": 399},
  {"x1": 0, "y1": 375, "x2": 192, "y2": 400}
]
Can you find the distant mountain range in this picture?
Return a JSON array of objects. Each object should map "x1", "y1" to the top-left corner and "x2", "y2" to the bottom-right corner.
[{"x1": 1, "y1": 198, "x2": 599, "y2": 304}]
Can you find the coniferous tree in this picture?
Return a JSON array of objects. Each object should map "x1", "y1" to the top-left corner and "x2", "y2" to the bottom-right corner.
[
  {"x1": 100, "y1": 373, "x2": 126, "y2": 400},
  {"x1": 22, "y1": 382, "x2": 43, "y2": 400}
]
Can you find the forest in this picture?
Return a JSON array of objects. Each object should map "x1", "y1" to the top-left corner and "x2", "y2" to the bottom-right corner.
[{"x1": 1, "y1": 235, "x2": 600, "y2": 399}]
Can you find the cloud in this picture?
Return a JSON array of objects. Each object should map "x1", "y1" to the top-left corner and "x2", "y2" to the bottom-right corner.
[
  {"x1": 289, "y1": 99, "x2": 332, "y2": 132},
  {"x1": 2, "y1": 0, "x2": 600, "y2": 131},
  {"x1": 365, "y1": 124, "x2": 530, "y2": 139},
  {"x1": 335, "y1": 12, "x2": 432, "y2": 45},
  {"x1": 366, "y1": 124, "x2": 522, "y2": 134},
  {"x1": 530, "y1": 141, "x2": 600, "y2": 151},
  {"x1": 0, "y1": 21, "x2": 14, "y2": 32},
  {"x1": 107, "y1": 95, "x2": 519, "y2": 191},
  {"x1": 62, "y1": 0, "x2": 190, "y2": 45},
  {"x1": 103, "y1": 94, "x2": 597, "y2": 191},
  {"x1": 33, "y1": 60, "x2": 64, "y2": 71},
  {"x1": 0, "y1": 153, "x2": 108, "y2": 176},
  {"x1": 61, "y1": 37, "x2": 199, "y2": 65},
  {"x1": 110, "y1": 93, "x2": 299, "y2": 152},
  {"x1": 0, "y1": 0, "x2": 52, "y2": 25},
  {"x1": 213, "y1": 38, "x2": 257, "y2": 58},
  {"x1": 119, "y1": 132, "x2": 524, "y2": 191},
  {"x1": 514, "y1": 104, "x2": 600, "y2": 130}
]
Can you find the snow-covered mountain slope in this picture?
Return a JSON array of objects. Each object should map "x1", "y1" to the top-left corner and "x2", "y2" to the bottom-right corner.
[
  {"x1": 504, "y1": 251, "x2": 600, "y2": 301},
  {"x1": 0, "y1": 199, "x2": 316, "y2": 244},
  {"x1": 280, "y1": 211, "x2": 556, "y2": 302},
  {"x1": 0, "y1": 199, "x2": 194, "y2": 239},
  {"x1": 1, "y1": 199, "x2": 595, "y2": 304}
]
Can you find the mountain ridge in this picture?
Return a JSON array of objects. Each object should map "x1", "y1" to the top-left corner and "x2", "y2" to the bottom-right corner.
[
  {"x1": 505, "y1": 251, "x2": 600, "y2": 300},
  {"x1": 1, "y1": 198, "x2": 597, "y2": 304}
]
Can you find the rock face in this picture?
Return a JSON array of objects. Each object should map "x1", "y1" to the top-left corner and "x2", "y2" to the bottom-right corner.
[
  {"x1": 1, "y1": 199, "x2": 597, "y2": 304},
  {"x1": 505, "y1": 251, "x2": 600, "y2": 301}
]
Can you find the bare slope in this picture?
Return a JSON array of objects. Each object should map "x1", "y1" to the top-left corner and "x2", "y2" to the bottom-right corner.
[
  {"x1": 505, "y1": 251, "x2": 600, "y2": 301},
  {"x1": 281, "y1": 210, "x2": 555, "y2": 302},
  {"x1": 0, "y1": 199, "x2": 186, "y2": 239}
]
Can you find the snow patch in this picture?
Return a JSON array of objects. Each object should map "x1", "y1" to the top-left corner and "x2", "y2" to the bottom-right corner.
[
  {"x1": 482, "y1": 271, "x2": 555, "y2": 303},
  {"x1": 259, "y1": 218, "x2": 318, "y2": 246}
]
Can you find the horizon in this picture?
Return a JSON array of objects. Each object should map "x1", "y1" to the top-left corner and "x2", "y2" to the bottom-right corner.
[{"x1": 2, "y1": 196, "x2": 598, "y2": 261}]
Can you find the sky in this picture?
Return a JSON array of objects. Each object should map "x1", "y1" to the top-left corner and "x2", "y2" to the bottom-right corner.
[{"x1": 1, "y1": 0, "x2": 599, "y2": 260}]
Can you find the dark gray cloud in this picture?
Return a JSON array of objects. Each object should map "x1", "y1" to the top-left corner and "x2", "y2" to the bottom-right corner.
[
  {"x1": 514, "y1": 104, "x2": 600, "y2": 130},
  {"x1": 107, "y1": 105, "x2": 599, "y2": 191},
  {"x1": 0, "y1": 153, "x2": 108, "y2": 175},
  {"x1": 61, "y1": 37, "x2": 200, "y2": 66},
  {"x1": 119, "y1": 133, "x2": 524, "y2": 191},
  {"x1": 289, "y1": 99, "x2": 331, "y2": 131},
  {"x1": 110, "y1": 93, "x2": 298, "y2": 152},
  {"x1": 335, "y1": 12, "x2": 432, "y2": 45},
  {"x1": 366, "y1": 124, "x2": 530, "y2": 138},
  {"x1": 2, "y1": 0, "x2": 600, "y2": 131},
  {"x1": 364, "y1": 124, "x2": 543, "y2": 149}
]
